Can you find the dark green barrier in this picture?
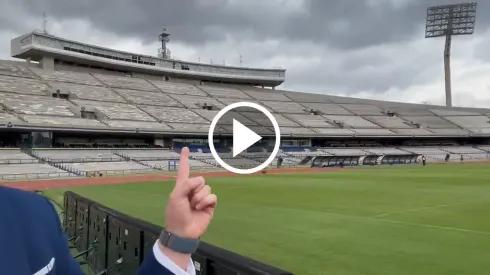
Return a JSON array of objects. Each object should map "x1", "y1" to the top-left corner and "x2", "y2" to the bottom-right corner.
[{"x1": 63, "y1": 191, "x2": 293, "y2": 275}]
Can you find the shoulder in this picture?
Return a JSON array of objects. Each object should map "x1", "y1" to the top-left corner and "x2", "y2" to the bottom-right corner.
[{"x1": 0, "y1": 186, "x2": 54, "y2": 214}]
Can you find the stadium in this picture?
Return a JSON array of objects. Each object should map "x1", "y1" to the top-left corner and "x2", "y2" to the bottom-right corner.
[{"x1": 2, "y1": 8, "x2": 490, "y2": 275}]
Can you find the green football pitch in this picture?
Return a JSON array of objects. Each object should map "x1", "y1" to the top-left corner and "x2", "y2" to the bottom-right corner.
[{"x1": 45, "y1": 163, "x2": 490, "y2": 275}]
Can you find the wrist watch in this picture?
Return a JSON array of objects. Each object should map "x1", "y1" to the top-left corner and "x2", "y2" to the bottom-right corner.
[{"x1": 159, "y1": 227, "x2": 200, "y2": 254}]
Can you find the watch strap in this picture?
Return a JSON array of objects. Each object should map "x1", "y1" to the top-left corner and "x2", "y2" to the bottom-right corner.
[{"x1": 159, "y1": 227, "x2": 200, "y2": 254}]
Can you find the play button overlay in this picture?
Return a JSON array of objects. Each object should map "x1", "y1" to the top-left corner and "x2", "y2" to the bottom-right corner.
[
  {"x1": 208, "y1": 102, "x2": 281, "y2": 175},
  {"x1": 233, "y1": 119, "x2": 262, "y2": 157}
]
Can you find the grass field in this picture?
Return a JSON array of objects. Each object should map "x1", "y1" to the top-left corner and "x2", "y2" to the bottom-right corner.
[{"x1": 45, "y1": 164, "x2": 490, "y2": 275}]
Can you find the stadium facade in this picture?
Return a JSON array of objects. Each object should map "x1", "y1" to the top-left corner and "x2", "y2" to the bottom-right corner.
[{"x1": 1, "y1": 30, "x2": 490, "y2": 179}]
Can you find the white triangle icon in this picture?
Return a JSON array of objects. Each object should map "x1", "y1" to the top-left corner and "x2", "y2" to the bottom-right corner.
[{"x1": 233, "y1": 119, "x2": 262, "y2": 157}]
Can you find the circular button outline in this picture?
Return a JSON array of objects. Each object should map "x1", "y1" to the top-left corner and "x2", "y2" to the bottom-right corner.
[{"x1": 208, "y1": 102, "x2": 281, "y2": 175}]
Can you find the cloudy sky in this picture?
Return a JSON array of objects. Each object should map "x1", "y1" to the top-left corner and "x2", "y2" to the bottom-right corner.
[{"x1": 2, "y1": 0, "x2": 490, "y2": 107}]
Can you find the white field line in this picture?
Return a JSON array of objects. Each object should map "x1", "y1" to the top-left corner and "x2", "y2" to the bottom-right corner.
[
  {"x1": 372, "y1": 201, "x2": 474, "y2": 218},
  {"x1": 231, "y1": 203, "x2": 490, "y2": 236}
]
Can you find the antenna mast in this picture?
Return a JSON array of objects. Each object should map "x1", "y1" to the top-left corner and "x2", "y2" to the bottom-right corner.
[
  {"x1": 158, "y1": 27, "x2": 171, "y2": 59},
  {"x1": 43, "y1": 12, "x2": 48, "y2": 34}
]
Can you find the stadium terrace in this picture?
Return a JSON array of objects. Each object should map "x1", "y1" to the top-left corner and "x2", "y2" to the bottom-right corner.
[{"x1": 0, "y1": 29, "x2": 489, "y2": 180}]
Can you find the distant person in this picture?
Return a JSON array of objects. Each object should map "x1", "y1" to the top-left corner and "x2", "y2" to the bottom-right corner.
[
  {"x1": 445, "y1": 154, "x2": 450, "y2": 163},
  {"x1": 277, "y1": 157, "x2": 283, "y2": 168},
  {"x1": 0, "y1": 147, "x2": 216, "y2": 275},
  {"x1": 422, "y1": 155, "x2": 426, "y2": 166},
  {"x1": 460, "y1": 155, "x2": 464, "y2": 164}
]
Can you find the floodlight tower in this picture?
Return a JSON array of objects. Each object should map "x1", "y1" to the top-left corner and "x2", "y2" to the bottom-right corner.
[{"x1": 425, "y1": 3, "x2": 477, "y2": 107}]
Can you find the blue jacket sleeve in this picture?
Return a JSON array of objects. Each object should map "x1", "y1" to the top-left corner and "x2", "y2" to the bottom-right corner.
[
  {"x1": 44, "y1": 196, "x2": 193, "y2": 275},
  {"x1": 138, "y1": 246, "x2": 174, "y2": 275},
  {"x1": 138, "y1": 241, "x2": 196, "y2": 275},
  {"x1": 43, "y1": 198, "x2": 85, "y2": 275}
]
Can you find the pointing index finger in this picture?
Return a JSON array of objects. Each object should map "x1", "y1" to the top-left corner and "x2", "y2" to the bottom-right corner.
[{"x1": 177, "y1": 147, "x2": 190, "y2": 183}]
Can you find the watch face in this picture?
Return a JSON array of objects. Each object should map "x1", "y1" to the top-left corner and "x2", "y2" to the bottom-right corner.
[{"x1": 159, "y1": 230, "x2": 172, "y2": 246}]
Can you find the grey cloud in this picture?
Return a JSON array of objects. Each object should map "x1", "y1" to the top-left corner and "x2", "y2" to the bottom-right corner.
[
  {"x1": 12, "y1": 0, "x2": 490, "y2": 50},
  {"x1": 3, "y1": 0, "x2": 489, "y2": 104}
]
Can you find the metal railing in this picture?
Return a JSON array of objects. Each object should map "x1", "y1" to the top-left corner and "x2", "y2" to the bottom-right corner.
[
  {"x1": 0, "y1": 171, "x2": 79, "y2": 180},
  {"x1": 0, "y1": 159, "x2": 40, "y2": 164}
]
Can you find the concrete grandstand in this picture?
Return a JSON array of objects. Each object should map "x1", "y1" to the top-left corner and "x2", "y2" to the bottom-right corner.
[{"x1": 0, "y1": 30, "x2": 490, "y2": 179}]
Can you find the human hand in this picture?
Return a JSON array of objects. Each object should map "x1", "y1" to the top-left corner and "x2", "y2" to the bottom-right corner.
[{"x1": 164, "y1": 147, "x2": 217, "y2": 239}]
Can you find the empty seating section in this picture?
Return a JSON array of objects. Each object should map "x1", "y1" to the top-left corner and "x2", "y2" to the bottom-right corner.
[
  {"x1": 94, "y1": 73, "x2": 158, "y2": 91},
  {"x1": 192, "y1": 152, "x2": 263, "y2": 167},
  {"x1": 141, "y1": 106, "x2": 208, "y2": 124},
  {"x1": 300, "y1": 103, "x2": 352, "y2": 115},
  {"x1": 442, "y1": 146, "x2": 484, "y2": 154},
  {"x1": 117, "y1": 150, "x2": 180, "y2": 160},
  {"x1": 401, "y1": 147, "x2": 445, "y2": 155},
  {"x1": 262, "y1": 101, "x2": 306, "y2": 113},
  {"x1": 52, "y1": 82, "x2": 125, "y2": 102},
  {"x1": 170, "y1": 94, "x2": 225, "y2": 109},
  {"x1": 73, "y1": 100, "x2": 154, "y2": 121},
  {"x1": 216, "y1": 98, "x2": 273, "y2": 112},
  {"x1": 324, "y1": 115, "x2": 380, "y2": 128},
  {"x1": 340, "y1": 104, "x2": 384, "y2": 115},
  {"x1": 0, "y1": 63, "x2": 34, "y2": 78},
  {"x1": 385, "y1": 106, "x2": 434, "y2": 116},
  {"x1": 280, "y1": 127, "x2": 315, "y2": 135},
  {"x1": 443, "y1": 116, "x2": 490, "y2": 128},
  {"x1": 402, "y1": 116, "x2": 457, "y2": 128},
  {"x1": 283, "y1": 92, "x2": 331, "y2": 103},
  {"x1": 429, "y1": 129, "x2": 468, "y2": 135},
  {"x1": 285, "y1": 114, "x2": 334, "y2": 128},
  {"x1": 104, "y1": 120, "x2": 172, "y2": 130},
  {"x1": 324, "y1": 95, "x2": 367, "y2": 104},
  {"x1": 219, "y1": 125, "x2": 272, "y2": 135},
  {"x1": 321, "y1": 148, "x2": 367, "y2": 156},
  {"x1": 352, "y1": 129, "x2": 395, "y2": 135},
  {"x1": 290, "y1": 150, "x2": 326, "y2": 156},
  {"x1": 0, "y1": 164, "x2": 70, "y2": 179},
  {"x1": 144, "y1": 159, "x2": 213, "y2": 170},
  {"x1": 401, "y1": 146, "x2": 484, "y2": 162},
  {"x1": 392, "y1": 129, "x2": 434, "y2": 135},
  {"x1": 0, "y1": 149, "x2": 37, "y2": 164},
  {"x1": 0, "y1": 75, "x2": 48, "y2": 95},
  {"x1": 469, "y1": 128, "x2": 490, "y2": 134},
  {"x1": 193, "y1": 109, "x2": 256, "y2": 125},
  {"x1": 430, "y1": 109, "x2": 480, "y2": 116},
  {"x1": 70, "y1": 162, "x2": 151, "y2": 173},
  {"x1": 142, "y1": 160, "x2": 172, "y2": 169},
  {"x1": 167, "y1": 123, "x2": 212, "y2": 133},
  {"x1": 313, "y1": 128, "x2": 354, "y2": 135},
  {"x1": 190, "y1": 152, "x2": 214, "y2": 159},
  {"x1": 34, "y1": 149, "x2": 121, "y2": 162},
  {"x1": 200, "y1": 86, "x2": 250, "y2": 99},
  {"x1": 188, "y1": 159, "x2": 215, "y2": 169},
  {"x1": 243, "y1": 113, "x2": 298, "y2": 127},
  {"x1": 22, "y1": 114, "x2": 105, "y2": 127},
  {"x1": 223, "y1": 158, "x2": 261, "y2": 167},
  {"x1": 114, "y1": 89, "x2": 182, "y2": 107},
  {"x1": 2, "y1": 94, "x2": 75, "y2": 116},
  {"x1": 3, "y1": 64, "x2": 490, "y2": 141},
  {"x1": 241, "y1": 112, "x2": 277, "y2": 126},
  {"x1": 366, "y1": 148, "x2": 409, "y2": 155},
  {"x1": 0, "y1": 112, "x2": 22, "y2": 124},
  {"x1": 243, "y1": 90, "x2": 291, "y2": 101},
  {"x1": 32, "y1": 68, "x2": 101, "y2": 86},
  {"x1": 364, "y1": 116, "x2": 410, "y2": 128},
  {"x1": 150, "y1": 80, "x2": 206, "y2": 96},
  {"x1": 477, "y1": 146, "x2": 490, "y2": 152}
]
